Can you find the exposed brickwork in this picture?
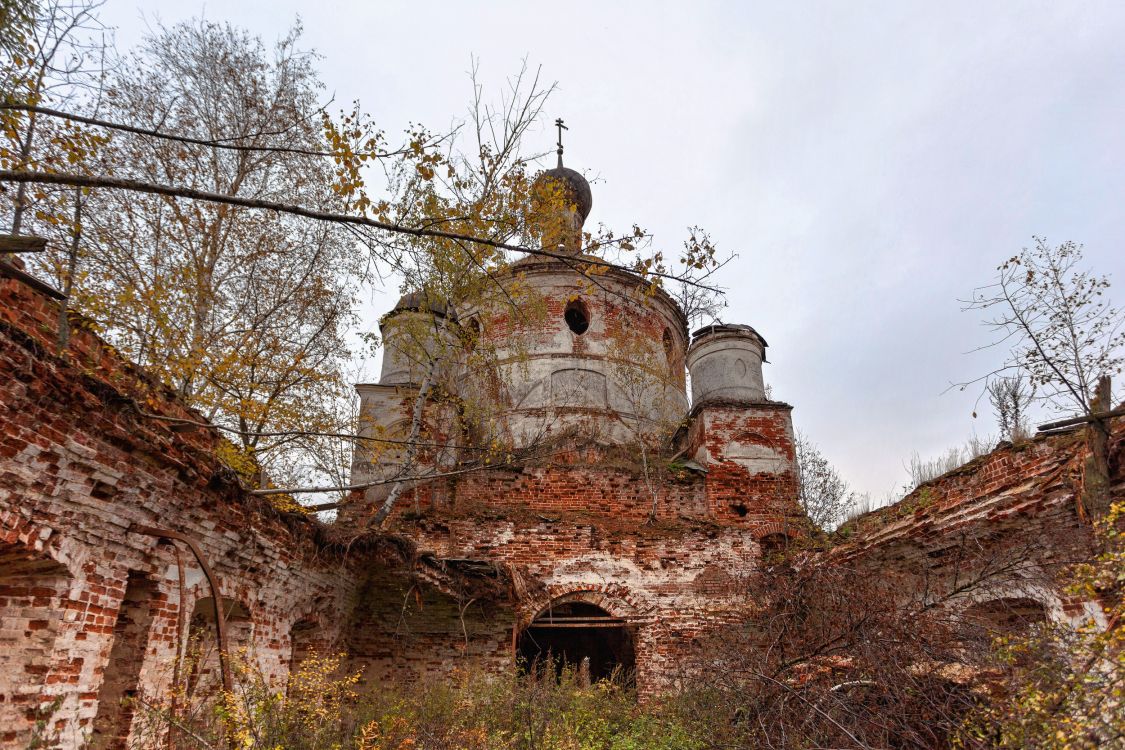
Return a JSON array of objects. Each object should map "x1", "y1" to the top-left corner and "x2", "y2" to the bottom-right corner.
[
  {"x1": 354, "y1": 425, "x2": 800, "y2": 694},
  {"x1": 346, "y1": 565, "x2": 515, "y2": 686},
  {"x1": 0, "y1": 278, "x2": 364, "y2": 747},
  {"x1": 687, "y1": 401, "x2": 803, "y2": 528},
  {"x1": 835, "y1": 426, "x2": 1120, "y2": 623},
  {"x1": 3, "y1": 261, "x2": 1118, "y2": 748},
  {"x1": 384, "y1": 510, "x2": 763, "y2": 693},
  {"x1": 437, "y1": 462, "x2": 707, "y2": 520}
]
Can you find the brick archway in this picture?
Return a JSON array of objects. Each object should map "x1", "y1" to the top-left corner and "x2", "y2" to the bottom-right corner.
[
  {"x1": 517, "y1": 591, "x2": 637, "y2": 683},
  {"x1": 517, "y1": 585, "x2": 651, "y2": 629}
]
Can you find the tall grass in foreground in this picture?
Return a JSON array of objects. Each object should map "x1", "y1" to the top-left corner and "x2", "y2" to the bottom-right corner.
[{"x1": 132, "y1": 654, "x2": 702, "y2": 750}]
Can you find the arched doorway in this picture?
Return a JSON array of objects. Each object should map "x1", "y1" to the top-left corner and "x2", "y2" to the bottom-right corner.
[{"x1": 517, "y1": 600, "x2": 635, "y2": 683}]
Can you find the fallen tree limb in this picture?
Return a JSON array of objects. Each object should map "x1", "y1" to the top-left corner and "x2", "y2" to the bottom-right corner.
[{"x1": 1037, "y1": 405, "x2": 1125, "y2": 432}]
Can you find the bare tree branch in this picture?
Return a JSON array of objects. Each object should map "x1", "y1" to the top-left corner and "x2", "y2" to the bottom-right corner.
[
  {"x1": 0, "y1": 169, "x2": 724, "y2": 291},
  {"x1": 0, "y1": 102, "x2": 445, "y2": 160}
]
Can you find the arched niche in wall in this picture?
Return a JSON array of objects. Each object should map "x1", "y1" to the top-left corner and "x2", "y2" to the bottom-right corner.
[
  {"x1": 661, "y1": 327, "x2": 681, "y2": 380},
  {"x1": 287, "y1": 616, "x2": 326, "y2": 683},
  {"x1": 757, "y1": 532, "x2": 791, "y2": 560},
  {"x1": 90, "y1": 571, "x2": 157, "y2": 750},
  {"x1": 0, "y1": 542, "x2": 72, "y2": 746},
  {"x1": 550, "y1": 368, "x2": 608, "y2": 409},
  {"x1": 184, "y1": 596, "x2": 252, "y2": 698},
  {"x1": 461, "y1": 317, "x2": 482, "y2": 351},
  {"x1": 962, "y1": 596, "x2": 1048, "y2": 636}
]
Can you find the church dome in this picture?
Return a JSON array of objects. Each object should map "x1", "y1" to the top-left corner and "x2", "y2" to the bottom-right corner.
[
  {"x1": 532, "y1": 164, "x2": 592, "y2": 223},
  {"x1": 385, "y1": 291, "x2": 453, "y2": 321},
  {"x1": 529, "y1": 119, "x2": 593, "y2": 253}
]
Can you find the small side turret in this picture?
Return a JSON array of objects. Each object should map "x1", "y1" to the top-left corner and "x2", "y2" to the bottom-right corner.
[
  {"x1": 683, "y1": 322, "x2": 802, "y2": 531},
  {"x1": 341, "y1": 292, "x2": 459, "y2": 525},
  {"x1": 378, "y1": 292, "x2": 455, "y2": 386},
  {"x1": 686, "y1": 324, "x2": 768, "y2": 405}
]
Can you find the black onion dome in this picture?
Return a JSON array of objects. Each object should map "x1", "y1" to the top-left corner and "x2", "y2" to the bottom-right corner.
[{"x1": 533, "y1": 165, "x2": 593, "y2": 223}]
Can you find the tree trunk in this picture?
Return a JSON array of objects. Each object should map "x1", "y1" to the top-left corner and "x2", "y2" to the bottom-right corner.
[
  {"x1": 369, "y1": 369, "x2": 434, "y2": 528},
  {"x1": 57, "y1": 188, "x2": 82, "y2": 351},
  {"x1": 369, "y1": 313, "x2": 450, "y2": 528},
  {"x1": 10, "y1": 108, "x2": 39, "y2": 236},
  {"x1": 1081, "y1": 375, "x2": 1113, "y2": 519}
]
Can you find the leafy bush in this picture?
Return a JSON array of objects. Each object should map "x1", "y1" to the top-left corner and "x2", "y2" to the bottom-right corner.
[{"x1": 955, "y1": 499, "x2": 1125, "y2": 749}]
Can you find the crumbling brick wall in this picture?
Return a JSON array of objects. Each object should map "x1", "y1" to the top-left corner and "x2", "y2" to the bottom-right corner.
[
  {"x1": 0, "y1": 269, "x2": 797, "y2": 738},
  {"x1": 339, "y1": 392, "x2": 804, "y2": 695},
  {"x1": 346, "y1": 564, "x2": 515, "y2": 686},
  {"x1": 0, "y1": 278, "x2": 363, "y2": 748},
  {"x1": 369, "y1": 453, "x2": 785, "y2": 694},
  {"x1": 835, "y1": 426, "x2": 1120, "y2": 624},
  {"x1": 686, "y1": 401, "x2": 803, "y2": 529},
  {"x1": 6, "y1": 262, "x2": 1118, "y2": 746}
]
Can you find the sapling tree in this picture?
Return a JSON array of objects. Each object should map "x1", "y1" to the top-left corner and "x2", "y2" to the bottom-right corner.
[
  {"x1": 360, "y1": 61, "x2": 555, "y2": 527},
  {"x1": 988, "y1": 371, "x2": 1032, "y2": 441},
  {"x1": 795, "y1": 430, "x2": 852, "y2": 530},
  {"x1": 605, "y1": 319, "x2": 687, "y2": 521},
  {"x1": 962, "y1": 237, "x2": 1123, "y2": 416}
]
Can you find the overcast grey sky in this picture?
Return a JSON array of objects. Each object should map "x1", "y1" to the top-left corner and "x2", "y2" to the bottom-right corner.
[{"x1": 100, "y1": 1, "x2": 1125, "y2": 500}]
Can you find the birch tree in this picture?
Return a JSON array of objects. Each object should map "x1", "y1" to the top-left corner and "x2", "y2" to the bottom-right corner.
[
  {"x1": 963, "y1": 238, "x2": 1123, "y2": 416},
  {"x1": 2, "y1": 11, "x2": 731, "y2": 503},
  {"x1": 794, "y1": 430, "x2": 851, "y2": 530},
  {"x1": 65, "y1": 20, "x2": 360, "y2": 484}
]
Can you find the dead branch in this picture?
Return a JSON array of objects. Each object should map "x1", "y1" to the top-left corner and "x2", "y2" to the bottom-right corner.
[
  {"x1": 1037, "y1": 404, "x2": 1125, "y2": 432},
  {"x1": 250, "y1": 461, "x2": 503, "y2": 499},
  {"x1": 135, "y1": 696, "x2": 216, "y2": 750},
  {"x1": 0, "y1": 169, "x2": 723, "y2": 292},
  {"x1": 133, "y1": 406, "x2": 493, "y2": 452},
  {"x1": 0, "y1": 102, "x2": 440, "y2": 160}
]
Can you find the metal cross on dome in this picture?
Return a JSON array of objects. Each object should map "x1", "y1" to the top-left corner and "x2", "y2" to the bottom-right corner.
[{"x1": 555, "y1": 118, "x2": 567, "y2": 165}]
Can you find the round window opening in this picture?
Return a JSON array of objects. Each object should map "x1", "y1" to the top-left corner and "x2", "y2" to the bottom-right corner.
[{"x1": 564, "y1": 299, "x2": 590, "y2": 335}]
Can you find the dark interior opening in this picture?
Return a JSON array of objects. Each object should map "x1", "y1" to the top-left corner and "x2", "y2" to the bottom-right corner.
[
  {"x1": 462, "y1": 318, "x2": 481, "y2": 351},
  {"x1": 564, "y1": 300, "x2": 590, "y2": 335},
  {"x1": 288, "y1": 618, "x2": 320, "y2": 679},
  {"x1": 758, "y1": 532, "x2": 790, "y2": 558},
  {"x1": 963, "y1": 597, "x2": 1047, "y2": 634},
  {"x1": 185, "y1": 597, "x2": 252, "y2": 696},
  {"x1": 517, "y1": 601, "x2": 634, "y2": 683}
]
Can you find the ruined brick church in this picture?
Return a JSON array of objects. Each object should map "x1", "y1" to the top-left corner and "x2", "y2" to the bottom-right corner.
[
  {"x1": 0, "y1": 149, "x2": 1118, "y2": 748},
  {"x1": 339, "y1": 152, "x2": 805, "y2": 685}
]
